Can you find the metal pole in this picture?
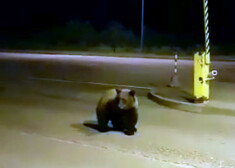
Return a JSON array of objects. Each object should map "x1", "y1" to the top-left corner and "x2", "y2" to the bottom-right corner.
[
  {"x1": 203, "y1": 0, "x2": 210, "y2": 56},
  {"x1": 140, "y1": 0, "x2": 144, "y2": 51}
]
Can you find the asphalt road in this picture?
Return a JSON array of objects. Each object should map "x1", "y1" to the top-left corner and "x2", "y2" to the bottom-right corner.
[{"x1": 0, "y1": 52, "x2": 235, "y2": 168}]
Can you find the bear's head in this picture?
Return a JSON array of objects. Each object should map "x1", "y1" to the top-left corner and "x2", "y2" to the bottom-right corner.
[{"x1": 116, "y1": 89, "x2": 138, "y2": 110}]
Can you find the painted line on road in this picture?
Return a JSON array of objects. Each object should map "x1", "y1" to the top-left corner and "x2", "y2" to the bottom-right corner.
[
  {"x1": 21, "y1": 131, "x2": 196, "y2": 168},
  {"x1": 28, "y1": 77, "x2": 152, "y2": 90}
]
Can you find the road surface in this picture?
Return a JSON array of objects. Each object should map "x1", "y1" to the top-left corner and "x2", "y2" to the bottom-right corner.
[{"x1": 0, "y1": 52, "x2": 235, "y2": 168}]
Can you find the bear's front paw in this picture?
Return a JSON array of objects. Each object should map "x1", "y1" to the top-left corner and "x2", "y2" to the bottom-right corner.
[{"x1": 124, "y1": 130, "x2": 135, "y2": 136}]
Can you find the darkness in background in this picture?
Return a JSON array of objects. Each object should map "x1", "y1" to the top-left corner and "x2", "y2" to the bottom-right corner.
[{"x1": 0, "y1": 0, "x2": 234, "y2": 52}]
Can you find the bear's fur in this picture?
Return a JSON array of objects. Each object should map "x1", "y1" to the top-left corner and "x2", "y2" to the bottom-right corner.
[{"x1": 96, "y1": 88, "x2": 138, "y2": 135}]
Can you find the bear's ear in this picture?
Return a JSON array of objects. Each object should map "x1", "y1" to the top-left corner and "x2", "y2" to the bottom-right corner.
[
  {"x1": 116, "y1": 88, "x2": 121, "y2": 94},
  {"x1": 129, "y1": 90, "x2": 135, "y2": 96}
]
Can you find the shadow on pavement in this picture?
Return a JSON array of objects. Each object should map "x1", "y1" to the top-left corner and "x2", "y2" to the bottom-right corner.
[
  {"x1": 70, "y1": 122, "x2": 100, "y2": 136},
  {"x1": 71, "y1": 120, "x2": 124, "y2": 135},
  {"x1": 82, "y1": 120, "x2": 117, "y2": 132}
]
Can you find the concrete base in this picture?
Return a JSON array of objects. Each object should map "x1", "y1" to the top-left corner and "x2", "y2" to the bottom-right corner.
[{"x1": 167, "y1": 74, "x2": 180, "y2": 88}]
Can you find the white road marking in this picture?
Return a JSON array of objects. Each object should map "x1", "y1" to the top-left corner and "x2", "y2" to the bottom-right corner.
[
  {"x1": 21, "y1": 131, "x2": 196, "y2": 168},
  {"x1": 28, "y1": 77, "x2": 152, "y2": 90}
]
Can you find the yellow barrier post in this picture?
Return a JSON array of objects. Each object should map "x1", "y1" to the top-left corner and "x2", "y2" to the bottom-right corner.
[
  {"x1": 193, "y1": 0, "x2": 217, "y2": 103},
  {"x1": 194, "y1": 52, "x2": 210, "y2": 102}
]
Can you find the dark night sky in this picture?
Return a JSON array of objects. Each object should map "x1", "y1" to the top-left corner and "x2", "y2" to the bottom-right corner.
[{"x1": 1, "y1": 0, "x2": 235, "y2": 45}]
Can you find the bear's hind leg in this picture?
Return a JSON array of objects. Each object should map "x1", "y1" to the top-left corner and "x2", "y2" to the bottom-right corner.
[
  {"x1": 98, "y1": 119, "x2": 109, "y2": 132},
  {"x1": 111, "y1": 118, "x2": 123, "y2": 131},
  {"x1": 97, "y1": 113, "x2": 109, "y2": 132}
]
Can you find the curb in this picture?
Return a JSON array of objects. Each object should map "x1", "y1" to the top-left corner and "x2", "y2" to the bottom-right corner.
[
  {"x1": 148, "y1": 89, "x2": 235, "y2": 116},
  {"x1": 148, "y1": 90, "x2": 205, "y2": 113}
]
